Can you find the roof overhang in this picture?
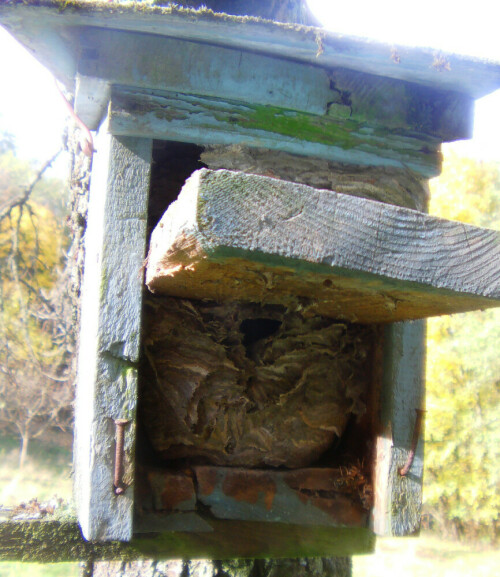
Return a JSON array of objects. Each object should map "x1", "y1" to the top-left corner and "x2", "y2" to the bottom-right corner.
[{"x1": 1, "y1": 0, "x2": 500, "y2": 176}]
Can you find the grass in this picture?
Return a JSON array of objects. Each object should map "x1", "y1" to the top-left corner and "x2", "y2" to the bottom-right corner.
[
  {"x1": 0, "y1": 434, "x2": 73, "y2": 506},
  {"x1": 0, "y1": 433, "x2": 78, "y2": 577},
  {"x1": 353, "y1": 533, "x2": 500, "y2": 577},
  {"x1": 0, "y1": 563, "x2": 79, "y2": 577}
]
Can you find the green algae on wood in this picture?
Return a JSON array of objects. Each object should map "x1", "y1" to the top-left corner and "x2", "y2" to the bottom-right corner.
[
  {"x1": 110, "y1": 88, "x2": 443, "y2": 176},
  {"x1": 0, "y1": 517, "x2": 374, "y2": 561}
]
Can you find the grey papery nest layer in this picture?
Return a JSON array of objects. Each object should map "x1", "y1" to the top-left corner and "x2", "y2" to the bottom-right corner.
[{"x1": 141, "y1": 297, "x2": 371, "y2": 468}]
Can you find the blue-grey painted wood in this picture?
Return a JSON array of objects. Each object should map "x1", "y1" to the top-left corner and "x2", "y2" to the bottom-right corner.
[
  {"x1": 1, "y1": 1, "x2": 499, "y2": 99},
  {"x1": 372, "y1": 321, "x2": 426, "y2": 536},
  {"x1": 109, "y1": 89, "x2": 442, "y2": 177},
  {"x1": 74, "y1": 121, "x2": 152, "y2": 541},
  {"x1": 77, "y1": 27, "x2": 333, "y2": 117},
  {"x1": 145, "y1": 168, "x2": 500, "y2": 317},
  {"x1": 75, "y1": 74, "x2": 110, "y2": 130}
]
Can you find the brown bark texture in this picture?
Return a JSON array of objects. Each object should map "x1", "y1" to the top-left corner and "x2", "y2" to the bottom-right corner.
[{"x1": 90, "y1": 557, "x2": 352, "y2": 577}]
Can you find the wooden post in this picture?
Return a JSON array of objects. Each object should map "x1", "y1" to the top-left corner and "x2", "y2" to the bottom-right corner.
[
  {"x1": 74, "y1": 118, "x2": 152, "y2": 541},
  {"x1": 372, "y1": 321, "x2": 426, "y2": 535}
]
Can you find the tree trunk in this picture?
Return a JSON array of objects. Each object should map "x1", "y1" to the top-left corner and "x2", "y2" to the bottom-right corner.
[
  {"x1": 89, "y1": 557, "x2": 352, "y2": 577},
  {"x1": 18, "y1": 429, "x2": 29, "y2": 469}
]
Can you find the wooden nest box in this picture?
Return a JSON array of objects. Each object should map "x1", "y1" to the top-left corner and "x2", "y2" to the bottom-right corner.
[{"x1": 2, "y1": 0, "x2": 500, "y2": 558}]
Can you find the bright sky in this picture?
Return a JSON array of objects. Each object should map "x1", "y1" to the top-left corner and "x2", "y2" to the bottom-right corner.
[{"x1": 0, "y1": 0, "x2": 499, "y2": 169}]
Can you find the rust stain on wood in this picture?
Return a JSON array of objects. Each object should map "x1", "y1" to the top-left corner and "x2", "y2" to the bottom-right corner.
[
  {"x1": 195, "y1": 467, "x2": 219, "y2": 497},
  {"x1": 146, "y1": 470, "x2": 196, "y2": 512},
  {"x1": 283, "y1": 467, "x2": 371, "y2": 524},
  {"x1": 189, "y1": 466, "x2": 370, "y2": 526},
  {"x1": 221, "y1": 470, "x2": 277, "y2": 511}
]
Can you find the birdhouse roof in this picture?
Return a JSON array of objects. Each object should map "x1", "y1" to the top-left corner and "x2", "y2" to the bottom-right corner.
[{"x1": 1, "y1": 0, "x2": 499, "y2": 98}]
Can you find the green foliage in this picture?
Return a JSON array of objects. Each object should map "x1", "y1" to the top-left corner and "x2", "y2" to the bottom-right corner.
[
  {"x1": 430, "y1": 150, "x2": 500, "y2": 229},
  {"x1": 424, "y1": 149, "x2": 500, "y2": 541},
  {"x1": 0, "y1": 139, "x2": 73, "y2": 466}
]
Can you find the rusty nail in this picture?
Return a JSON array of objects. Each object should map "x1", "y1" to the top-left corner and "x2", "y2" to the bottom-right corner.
[
  {"x1": 113, "y1": 419, "x2": 129, "y2": 495},
  {"x1": 399, "y1": 409, "x2": 425, "y2": 477}
]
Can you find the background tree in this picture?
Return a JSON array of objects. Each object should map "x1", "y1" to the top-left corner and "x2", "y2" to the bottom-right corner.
[
  {"x1": 424, "y1": 149, "x2": 500, "y2": 542},
  {"x1": 0, "y1": 136, "x2": 74, "y2": 467}
]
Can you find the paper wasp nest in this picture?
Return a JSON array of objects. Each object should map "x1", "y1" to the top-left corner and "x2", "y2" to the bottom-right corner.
[{"x1": 141, "y1": 297, "x2": 371, "y2": 468}]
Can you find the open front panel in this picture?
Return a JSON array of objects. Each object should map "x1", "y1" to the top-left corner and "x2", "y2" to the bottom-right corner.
[{"x1": 134, "y1": 142, "x2": 382, "y2": 551}]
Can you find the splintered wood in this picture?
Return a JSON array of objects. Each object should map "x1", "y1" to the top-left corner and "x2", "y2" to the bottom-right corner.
[
  {"x1": 141, "y1": 297, "x2": 372, "y2": 469},
  {"x1": 145, "y1": 169, "x2": 500, "y2": 323}
]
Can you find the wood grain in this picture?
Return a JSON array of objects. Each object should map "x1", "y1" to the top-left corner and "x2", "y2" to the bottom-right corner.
[
  {"x1": 74, "y1": 122, "x2": 152, "y2": 541},
  {"x1": 2, "y1": 1, "x2": 500, "y2": 101},
  {"x1": 146, "y1": 169, "x2": 500, "y2": 323},
  {"x1": 110, "y1": 88, "x2": 443, "y2": 177},
  {"x1": 372, "y1": 321, "x2": 426, "y2": 536},
  {"x1": 0, "y1": 516, "x2": 374, "y2": 561}
]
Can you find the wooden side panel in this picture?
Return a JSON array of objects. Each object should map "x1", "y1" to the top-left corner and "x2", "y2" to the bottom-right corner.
[
  {"x1": 372, "y1": 321, "x2": 426, "y2": 536},
  {"x1": 75, "y1": 74, "x2": 111, "y2": 130},
  {"x1": 74, "y1": 122, "x2": 152, "y2": 541}
]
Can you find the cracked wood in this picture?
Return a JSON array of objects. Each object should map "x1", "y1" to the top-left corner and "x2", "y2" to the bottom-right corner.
[{"x1": 146, "y1": 169, "x2": 500, "y2": 323}]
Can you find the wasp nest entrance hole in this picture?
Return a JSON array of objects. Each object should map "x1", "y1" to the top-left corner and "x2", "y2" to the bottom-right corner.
[{"x1": 140, "y1": 296, "x2": 375, "y2": 469}]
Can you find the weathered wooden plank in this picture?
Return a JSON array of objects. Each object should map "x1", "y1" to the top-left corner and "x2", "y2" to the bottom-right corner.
[
  {"x1": 0, "y1": 517, "x2": 133, "y2": 563},
  {"x1": 78, "y1": 27, "x2": 472, "y2": 141},
  {"x1": 372, "y1": 321, "x2": 426, "y2": 536},
  {"x1": 136, "y1": 467, "x2": 370, "y2": 529},
  {"x1": 1, "y1": 1, "x2": 500, "y2": 100},
  {"x1": 0, "y1": 517, "x2": 374, "y2": 561},
  {"x1": 74, "y1": 74, "x2": 110, "y2": 130},
  {"x1": 145, "y1": 169, "x2": 500, "y2": 323},
  {"x1": 193, "y1": 467, "x2": 369, "y2": 527},
  {"x1": 74, "y1": 121, "x2": 152, "y2": 541},
  {"x1": 109, "y1": 88, "x2": 442, "y2": 177},
  {"x1": 133, "y1": 519, "x2": 375, "y2": 559},
  {"x1": 77, "y1": 27, "x2": 333, "y2": 117}
]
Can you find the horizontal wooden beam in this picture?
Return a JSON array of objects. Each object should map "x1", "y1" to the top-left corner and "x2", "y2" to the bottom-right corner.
[
  {"x1": 77, "y1": 28, "x2": 332, "y2": 117},
  {"x1": 0, "y1": 517, "x2": 375, "y2": 561},
  {"x1": 146, "y1": 169, "x2": 500, "y2": 323},
  {"x1": 136, "y1": 467, "x2": 369, "y2": 529},
  {"x1": 78, "y1": 27, "x2": 472, "y2": 142},
  {"x1": 109, "y1": 88, "x2": 442, "y2": 177},
  {"x1": 132, "y1": 519, "x2": 375, "y2": 559}
]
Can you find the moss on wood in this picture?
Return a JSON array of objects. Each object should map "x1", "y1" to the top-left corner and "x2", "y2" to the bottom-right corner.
[
  {"x1": 0, "y1": 517, "x2": 374, "y2": 561},
  {"x1": 0, "y1": 518, "x2": 132, "y2": 562}
]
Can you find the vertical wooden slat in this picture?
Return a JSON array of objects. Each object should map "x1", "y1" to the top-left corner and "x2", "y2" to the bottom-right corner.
[
  {"x1": 74, "y1": 118, "x2": 152, "y2": 541},
  {"x1": 372, "y1": 320, "x2": 426, "y2": 536}
]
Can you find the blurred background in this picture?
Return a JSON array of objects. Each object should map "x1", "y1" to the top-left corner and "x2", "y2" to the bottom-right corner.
[{"x1": 0, "y1": 1, "x2": 499, "y2": 576}]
